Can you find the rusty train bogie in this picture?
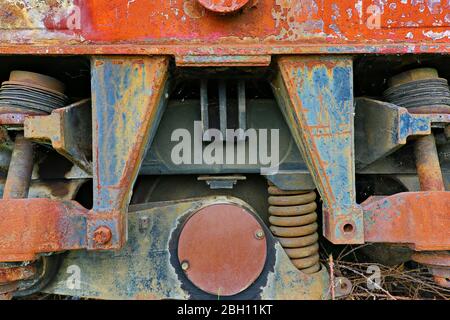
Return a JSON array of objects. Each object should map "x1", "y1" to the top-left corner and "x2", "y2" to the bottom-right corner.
[{"x1": 0, "y1": 1, "x2": 449, "y2": 300}]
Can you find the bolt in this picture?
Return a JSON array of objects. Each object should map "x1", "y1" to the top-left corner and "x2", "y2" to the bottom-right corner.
[
  {"x1": 139, "y1": 216, "x2": 150, "y2": 234},
  {"x1": 93, "y1": 226, "x2": 112, "y2": 245},
  {"x1": 181, "y1": 261, "x2": 190, "y2": 271},
  {"x1": 255, "y1": 229, "x2": 265, "y2": 240}
]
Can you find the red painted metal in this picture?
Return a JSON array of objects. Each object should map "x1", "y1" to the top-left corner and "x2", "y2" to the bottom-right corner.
[
  {"x1": 177, "y1": 203, "x2": 267, "y2": 296},
  {"x1": 0, "y1": 199, "x2": 88, "y2": 262},
  {"x1": 0, "y1": 1, "x2": 448, "y2": 58},
  {"x1": 363, "y1": 192, "x2": 450, "y2": 251}
]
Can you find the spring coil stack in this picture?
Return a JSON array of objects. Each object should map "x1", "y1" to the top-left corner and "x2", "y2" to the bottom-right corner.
[
  {"x1": 383, "y1": 67, "x2": 450, "y2": 114},
  {"x1": 268, "y1": 183, "x2": 320, "y2": 274},
  {"x1": 0, "y1": 70, "x2": 67, "y2": 116}
]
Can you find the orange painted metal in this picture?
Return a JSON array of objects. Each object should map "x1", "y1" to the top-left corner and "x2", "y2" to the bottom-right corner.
[
  {"x1": 0, "y1": 1, "x2": 448, "y2": 58},
  {"x1": 177, "y1": 204, "x2": 267, "y2": 296},
  {"x1": 363, "y1": 192, "x2": 450, "y2": 251},
  {"x1": 0, "y1": 199, "x2": 88, "y2": 262}
]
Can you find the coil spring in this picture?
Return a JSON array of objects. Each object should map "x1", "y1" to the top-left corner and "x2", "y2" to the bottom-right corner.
[{"x1": 268, "y1": 183, "x2": 320, "y2": 274}]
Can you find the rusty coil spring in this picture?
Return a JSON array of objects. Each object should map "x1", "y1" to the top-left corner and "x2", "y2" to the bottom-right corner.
[{"x1": 268, "y1": 184, "x2": 320, "y2": 274}]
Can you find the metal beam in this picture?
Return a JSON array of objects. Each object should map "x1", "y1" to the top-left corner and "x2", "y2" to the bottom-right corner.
[{"x1": 272, "y1": 56, "x2": 363, "y2": 244}]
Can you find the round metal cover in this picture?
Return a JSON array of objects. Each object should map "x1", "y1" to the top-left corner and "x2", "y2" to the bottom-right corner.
[
  {"x1": 197, "y1": 0, "x2": 249, "y2": 13},
  {"x1": 177, "y1": 203, "x2": 267, "y2": 296}
]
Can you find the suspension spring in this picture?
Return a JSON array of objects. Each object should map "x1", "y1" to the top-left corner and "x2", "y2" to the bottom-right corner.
[{"x1": 268, "y1": 183, "x2": 320, "y2": 274}]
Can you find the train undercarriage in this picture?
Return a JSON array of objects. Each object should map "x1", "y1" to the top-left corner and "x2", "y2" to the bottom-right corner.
[{"x1": 0, "y1": 0, "x2": 449, "y2": 300}]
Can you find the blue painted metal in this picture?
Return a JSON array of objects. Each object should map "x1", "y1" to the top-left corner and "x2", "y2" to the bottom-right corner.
[
  {"x1": 272, "y1": 56, "x2": 364, "y2": 244},
  {"x1": 89, "y1": 56, "x2": 170, "y2": 249},
  {"x1": 355, "y1": 98, "x2": 450, "y2": 169}
]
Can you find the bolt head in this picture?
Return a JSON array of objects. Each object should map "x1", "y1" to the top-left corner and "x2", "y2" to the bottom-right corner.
[
  {"x1": 255, "y1": 229, "x2": 265, "y2": 240},
  {"x1": 181, "y1": 261, "x2": 190, "y2": 271},
  {"x1": 197, "y1": 0, "x2": 249, "y2": 14},
  {"x1": 93, "y1": 226, "x2": 112, "y2": 245}
]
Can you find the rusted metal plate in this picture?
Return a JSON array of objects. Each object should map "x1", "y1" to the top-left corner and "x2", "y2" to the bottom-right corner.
[
  {"x1": 0, "y1": 1, "x2": 448, "y2": 57},
  {"x1": 272, "y1": 55, "x2": 364, "y2": 244},
  {"x1": 363, "y1": 192, "x2": 450, "y2": 251},
  {"x1": 0, "y1": 198, "x2": 88, "y2": 262},
  {"x1": 178, "y1": 203, "x2": 267, "y2": 296}
]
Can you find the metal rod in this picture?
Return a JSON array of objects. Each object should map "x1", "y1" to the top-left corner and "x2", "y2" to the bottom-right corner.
[
  {"x1": 414, "y1": 134, "x2": 445, "y2": 191},
  {"x1": 200, "y1": 79, "x2": 209, "y2": 141},
  {"x1": 238, "y1": 80, "x2": 246, "y2": 141},
  {"x1": 3, "y1": 133, "x2": 33, "y2": 199},
  {"x1": 219, "y1": 80, "x2": 227, "y2": 138}
]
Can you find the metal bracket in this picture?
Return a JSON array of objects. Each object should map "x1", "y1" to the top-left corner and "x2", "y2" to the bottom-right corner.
[
  {"x1": 272, "y1": 56, "x2": 364, "y2": 244},
  {"x1": 24, "y1": 99, "x2": 92, "y2": 174},
  {"x1": 198, "y1": 175, "x2": 246, "y2": 189},
  {"x1": 201, "y1": 79, "x2": 247, "y2": 141},
  {"x1": 90, "y1": 56, "x2": 170, "y2": 249},
  {"x1": 363, "y1": 191, "x2": 450, "y2": 251},
  {"x1": 355, "y1": 97, "x2": 450, "y2": 168}
]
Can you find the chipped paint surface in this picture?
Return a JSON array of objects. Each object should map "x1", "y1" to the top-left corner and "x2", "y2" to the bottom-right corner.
[
  {"x1": 0, "y1": 0, "x2": 75, "y2": 29},
  {"x1": 45, "y1": 197, "x2": 328, "y2": 299},
  {"x1": 90, "y1": 56, "x2": 170, "y2": 249},
  {"x1": 272, "y1": 56, "x2": 364, "y2": 245},
  {"x1": 260, "y1": 242, "x2": 329, "y2": 299},
  {"x1": 0, "y1": 0, "x2": 448, "y2": 55},
  {"x1": 363, "y1": 192, "x2": 450, "y2": 251},
  {"x1": 0, "y1": 0, "x2": 81, "y2": 43}
]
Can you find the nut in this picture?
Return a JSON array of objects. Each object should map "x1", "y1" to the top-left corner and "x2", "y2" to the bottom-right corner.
[
  {"x1": 93, "y1": 226, "x2": 112, "y2": 245},
  {"x1": 181, "y1": 261, "x2": 190, "y2": 271},
  {"x1": 255, "y1": 229, "x2": 265, "y2": 240}
]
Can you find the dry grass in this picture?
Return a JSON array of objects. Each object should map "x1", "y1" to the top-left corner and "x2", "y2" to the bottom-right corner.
[{"x1": 322, "y1": 244, "x2": 450, "y2": 300}]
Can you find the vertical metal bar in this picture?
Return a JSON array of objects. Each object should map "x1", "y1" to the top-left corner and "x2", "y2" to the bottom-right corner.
[
  {"x1": 273, "y1": 56, "x2": 363, "y2": 244},
  {"x1": 90, "y1": 56, "x2": 170, "y2": 249},
  {"x1": 200, "y1": 79, "x2": 210, "y2": 141},
  {"x1": 219, "y1": 80, "x2": 227, "y2": 138},
  {"x1": 414, "y1": 134, "x2": 445, "y2": 191},
  {"x1": 238, "y1": 80, "x2": 246, "y2": 141},
  {"x1": 3, "y1": 134, "x2": 33, "y2": 199}
]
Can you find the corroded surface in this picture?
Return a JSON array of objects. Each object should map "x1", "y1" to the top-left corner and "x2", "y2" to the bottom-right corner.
[
  {"x1": 45, "y1": 196, "x2": 329, "y2": 300},
  {"x1": 0, "y1": 1, "x2": 448, "y2": 57},
  {"x1": 273, "y1": 55, "x2": 364, "y2": 244}
]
